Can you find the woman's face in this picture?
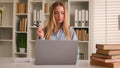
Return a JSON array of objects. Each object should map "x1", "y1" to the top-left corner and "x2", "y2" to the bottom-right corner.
[{"x1": 54, "y1": 5, "x2": 64, "y2": 24}]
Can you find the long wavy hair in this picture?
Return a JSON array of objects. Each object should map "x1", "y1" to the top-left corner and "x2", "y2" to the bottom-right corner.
[{"x1": 44, "y1": 1, "x2": 71, "y2": 40}]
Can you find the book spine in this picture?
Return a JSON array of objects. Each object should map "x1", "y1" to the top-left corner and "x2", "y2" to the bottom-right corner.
[
  {"x1": 81, "y1": 9, "x2": 85, "y2": 27},
  {"x1": 24, "y1": 18, "x2": 27, "y2": 31},
  {"x1": 96, "y1": 44, "x2": 120, "y2": 50},
  {"x1": 78, "y1": 10, "x2": 81, "y2": 26},
  {"x1": 75, "y1": 29, "x2": 79, "y2": 40},
  {"x1": 92, "y1": 53, "x2": 111, "y2": 59},
  {"x1": 33, "y1": 10, "x2": 37, "y2": 26},
  {"x1": 91, "y1": 56, "x2": 120, "y2": 63},
  {"x1": 74, "y1": 9, "x2": 78, "y2": 27},
  {"x1": 16, "y1": 3, "x2": 19, "y2": 13},
  {"x1": 44, "y1": 3, "x2": 49, "y2": 13},
  {"x1": 90, "y1": 59, "x2": 120, "y2": 68},
  {"x1": 85, "y1": 10, "x2": 89, "y2": 26},
  {"x1": 39, "y1": 10, "x2": 43, "y2": 27},
  {"x1": 0, "y1": 13, "x2": 2, "y2": 26},
  {"x1": 97, "y1": 49, "x2": 120, "y2": 55},
  {"x1": 0, "y1": 8, "x2": 2, "y2": 26},
  {"x1": 79, "y1": 29, "x2": 82, "y2": 41}
]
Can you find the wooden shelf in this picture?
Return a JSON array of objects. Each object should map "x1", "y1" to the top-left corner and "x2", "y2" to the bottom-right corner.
[
  {"x1": 30, "y1": 0, "x2": 42, "y2": 3},
  {"x1": 0, "y1": 1, "x2": 13, "y2": 3},
  {"x1": 15, "y1": 31, "x2": 27, "y2": 33},
  {"x1": 72, "y1": 26, "x2": 89, "y2": 29},
  {"x1": 0, "y1": 26, "x2": 13, "y2": 28},
  {"x1": 0, "y1": 39, "x2": 13, "y2": 42},
  {"x1": 16, "y1": 13, "x2": 28, "y2": 16},
  {"x1": 78, "y1": 41, "x2": 89, "y2": 43},
  {"x1": 15, "y1": 52, "x2": 27, "y2": 55}
]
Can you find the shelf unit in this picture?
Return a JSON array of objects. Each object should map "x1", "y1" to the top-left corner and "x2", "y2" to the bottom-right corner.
[
  {"x1": 0, "y1": 0, "x2": 91, "y2": 60},
  {"x1": 13, "y1": 0, "x2": 28, "y2": 58},
  {"x1": 0, "y1": 0, "x2": 13, "y2": 57},
  {"x1": 27, "y1": 0, "x2": 43, "y2": 58},
  {"x1": 68, "y1": 0, "x2": 90, "y2": 59}
]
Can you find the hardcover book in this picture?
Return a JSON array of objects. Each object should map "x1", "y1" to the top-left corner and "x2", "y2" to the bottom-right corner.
[
  {"x1": 92, "y1": 53, "x2": 120, "y2": 59},
  {"x1": 96, "y1": 49, "x2": 120, "y2": 55},
  {"x1": 96, "y1": 44, "x2": 120, "y2": 50},
  {"x1": 91, "y1": 56, "x2": 120, "y2": 63},
  {"x1": 90, "y1": 58, "x2": 120, "y2": 68}
]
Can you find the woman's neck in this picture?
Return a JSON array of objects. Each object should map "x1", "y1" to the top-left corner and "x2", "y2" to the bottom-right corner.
[{"x1": 54, "y1": 23, "x2": 62, "y2": 33}]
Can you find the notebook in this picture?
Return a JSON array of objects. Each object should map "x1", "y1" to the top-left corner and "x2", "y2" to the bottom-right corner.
[{"x1": 34, "y1": 40, "x2": 79, "y2": 65}]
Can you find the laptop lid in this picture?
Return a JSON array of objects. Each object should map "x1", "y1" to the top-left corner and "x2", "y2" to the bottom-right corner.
[{"x1": 34, "y1": 40, "x2": 79, "y2": 65}]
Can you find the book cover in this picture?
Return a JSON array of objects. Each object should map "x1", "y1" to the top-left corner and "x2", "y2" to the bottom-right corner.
[
  {"x1": 44, "y1": 3, "x2": 49, "y2": 13},
  {"x1": 90, "y1": 58, "x2": 120, "y2": 68},
  {"x1": 16, "y1": 3, "x2": 19, "y2": 13},
  {"x1": 78, "y1": 10, "x2": 82, "y2": 24},
  {"x1": 78, "y1": 29, "x2": 82, "y2": 41},
  {"x1": 24, "y1": 18, "x2": 27, "y2": 31},
  {"x1": 75, "y1": 29, "x2": 79, "y2": 40},
  {"x1": 81, "y1": 9, "x2": 85, "y2": 27},
  {"x1": 33, "y1": 9, "x2": 37, "y2": 26},
  {"x1": 96, "y1": 44, "x2": 120, "y2": 50},
  {"x1": 36, "y1": 11, "x2": 40, "y2": 22},
  {"x1": 92, "y1": 53, "x2": 120, "y2": 59},
  {"x1": 20, "y1": 18, "x2": 24, "y2": 31},
  {"x1": 85, "y1": 10, "x2": 89, "y2": 26},
  {"x1": 39, "y1": 10, "x2": 43, "y2": 26},
  {"x1": 0, "y1": 7, "x2": 3, "y2": 26},
  {"x1": 91, "y1": 56, "x2": 120, "y2": 63},
  {"x1": 74, "y1": 9, "x2": 78, "y2": 27},
  {"x1": 96, "y1": 49, "x2": 120, "y2": 55},
  {"x1": 0, "y1": 13, "x2": 2, "y2": 26}
]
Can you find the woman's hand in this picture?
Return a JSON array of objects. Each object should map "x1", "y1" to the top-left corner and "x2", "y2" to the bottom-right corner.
[{"x1": 37, "y1": 26, "x2": 44, "y2": 39}]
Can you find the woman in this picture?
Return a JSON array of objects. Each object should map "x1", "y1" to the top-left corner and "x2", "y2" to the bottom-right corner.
[{"x1": 37, "y1": 1, "x2": 77, "y2": 40}]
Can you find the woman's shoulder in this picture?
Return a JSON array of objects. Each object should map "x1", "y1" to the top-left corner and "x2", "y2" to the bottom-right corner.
[
  {"x1": 69, "y1": 27, "x2": 78, "y2": 40},
  {"x1": 69, "y1": 27, "x2": 75, "y2": 32},
  {"x1": 69, "y1": 27, "x2": 76, "y2": 35}
]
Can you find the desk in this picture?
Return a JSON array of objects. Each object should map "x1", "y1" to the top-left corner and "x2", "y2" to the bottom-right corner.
[{"x1": 0, "y1": 58, "x2": 107, "y2": 68}]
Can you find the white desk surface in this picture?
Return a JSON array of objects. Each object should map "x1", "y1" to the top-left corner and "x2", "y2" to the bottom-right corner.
[{"x1": 0, "y1": 58, "x2": 107, "y2": 68}]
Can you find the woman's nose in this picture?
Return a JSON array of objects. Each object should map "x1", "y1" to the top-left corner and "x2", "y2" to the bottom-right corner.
[{"x1": 58, "y1": 13, "x2": 61, "y2": 18}]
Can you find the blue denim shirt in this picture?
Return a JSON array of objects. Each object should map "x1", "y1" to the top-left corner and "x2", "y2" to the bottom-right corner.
[
  {"x1": 50, "y1": 27, "x2": 77, "y2": 40},
  {"x1": 38, "y1": 27, "x2": 77, "y2": 40}
]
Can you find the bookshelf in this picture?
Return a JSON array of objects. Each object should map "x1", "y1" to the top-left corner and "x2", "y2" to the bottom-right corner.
[
  {"x1": 68, "y1": 0, "x2": 89, "y2": 59},
  {"x1": 27, "y1": 0, "x2": 43, "y2": 58},
  {"x1": 0, "y1": 0, "x2": 13, "y2": 57},
  {"x1": 0, "y1": 0, "x2": 91, "y2": 60},
  {"x1": 13, "y1": 0, "x2": 28, "y2": 58}
]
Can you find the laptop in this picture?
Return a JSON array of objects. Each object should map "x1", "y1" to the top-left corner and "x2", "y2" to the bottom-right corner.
[{"x1": 34, "y1": 40, "x2": 79, "y2": 65}]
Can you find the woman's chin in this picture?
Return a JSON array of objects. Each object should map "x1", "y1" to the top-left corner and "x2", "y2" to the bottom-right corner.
[{"x1": 57, "y1": 21, "x2": 63, "y2": 24}]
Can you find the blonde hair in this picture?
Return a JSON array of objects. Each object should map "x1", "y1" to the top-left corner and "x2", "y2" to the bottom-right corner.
[{"x1": 44, "y1": 1, "x2": 71, "y2": 40}]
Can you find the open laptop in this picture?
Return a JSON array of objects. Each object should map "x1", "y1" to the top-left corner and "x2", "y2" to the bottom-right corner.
[{"x1": 34, "y1": 40, "x2": 79, "y2": 65}]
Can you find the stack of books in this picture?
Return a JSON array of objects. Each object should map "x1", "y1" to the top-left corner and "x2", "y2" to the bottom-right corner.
[
  {"x1": 16, "y1": 3, "x2": 27, "y2": 13},
  {"x1": 75, "y1": 29, "x2": 89, "y2": 41},
  {"x1": 90, "y1": 44, "x2": 120, "y2": 68}
]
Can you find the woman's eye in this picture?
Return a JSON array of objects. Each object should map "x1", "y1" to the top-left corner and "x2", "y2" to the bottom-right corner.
[
  {"x1": 61, "y1": 12, "x2": 64, "y2": 14},
  {"x1": 54, "y1": 11, "x2": 64, "y2": 15},
  {"x1": 54, "y1": 12, "x2": 58, "y2": 14}
]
